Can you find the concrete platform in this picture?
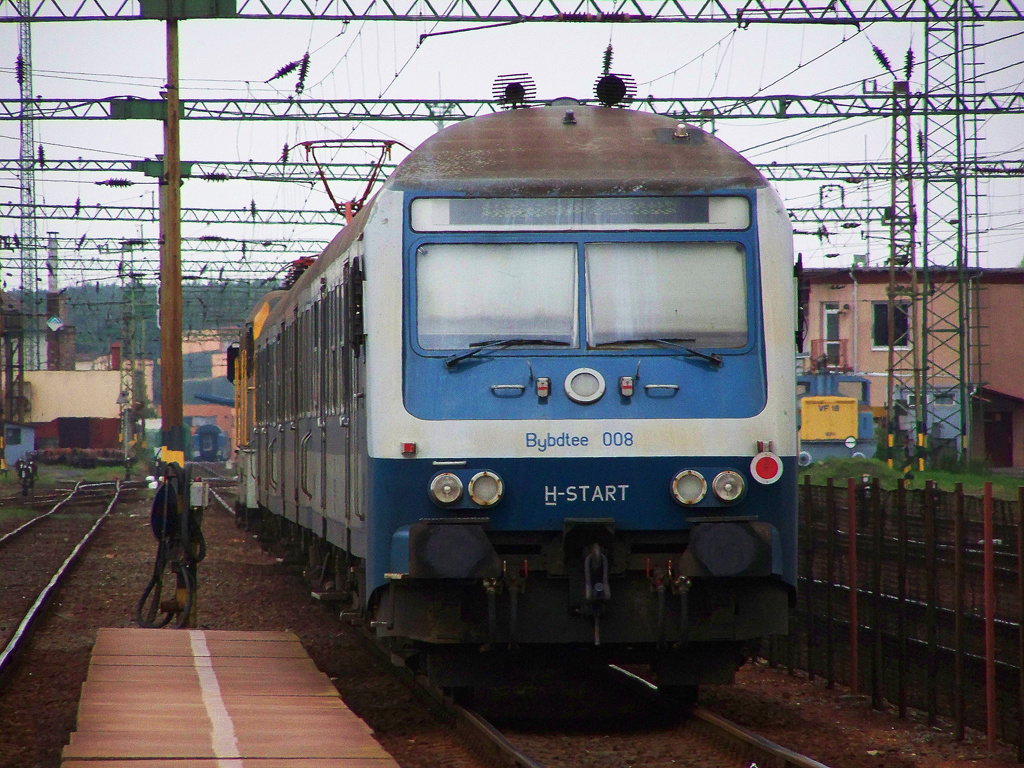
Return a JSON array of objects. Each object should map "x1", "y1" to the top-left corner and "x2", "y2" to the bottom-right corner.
[{"x1": 62, "y1": 627, "x2": 399, "y2": 767}]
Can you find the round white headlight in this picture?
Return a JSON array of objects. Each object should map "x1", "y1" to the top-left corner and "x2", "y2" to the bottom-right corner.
[
  {"x1": 671, "y1": 470, "x2": 706, "y2": 506},
  {"x1": 469, "y1": 471, "x2": 503, "y2": 507},
  {"x1": 564, "y1": 367, "x2": 606, "y2": 404},
  {"x1": 429, "y1": 472, "x2": 463, "y2": 506},
  {"x1": 711, "y1": 470, "x2": 745, "y2": 503}
]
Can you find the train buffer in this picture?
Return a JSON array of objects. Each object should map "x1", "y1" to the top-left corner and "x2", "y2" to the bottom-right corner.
[{"x1": 62, "y1": 627, "x2": 399, "y2": 767}]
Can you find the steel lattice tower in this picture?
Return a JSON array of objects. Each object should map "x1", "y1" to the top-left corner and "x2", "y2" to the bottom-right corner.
[
  {"x1": 885, "y1": 81, "x2": 922, "y2": 470},
  {"x1": 16, "y1": 1, "x2": 40, "y2": 370},
  {"x1": 921, "y1": 4, "x2": 982, "y2": 461}
]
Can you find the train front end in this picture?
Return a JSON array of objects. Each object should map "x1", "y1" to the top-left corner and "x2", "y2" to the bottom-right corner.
[{"x1": 362, "y1": 104, "x2": 797, "y2": 688}]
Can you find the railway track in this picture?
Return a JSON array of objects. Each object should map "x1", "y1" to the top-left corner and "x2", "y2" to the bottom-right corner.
[
  {"x1": 350, "y1": 598, "x2": 833, "y2": 768},
  {"x1": 0, "y1": 482, "x2": 125, "y2": 682},
  {"x1": 210, "y1": 482, "x2": 836, "y2": 768}
]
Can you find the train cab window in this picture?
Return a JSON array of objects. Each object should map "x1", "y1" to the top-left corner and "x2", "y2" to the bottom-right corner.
[
  {"x1": 415, "y1": 242, "x2": 578, "y2": 349},
  {"x1": 584, "y1": 241, "x2": 748, "y2": 348}
]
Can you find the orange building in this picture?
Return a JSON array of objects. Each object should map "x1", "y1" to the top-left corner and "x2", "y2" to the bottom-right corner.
[{"x1": 800, "y1": 266, "x2": 1024, "y2": 469}]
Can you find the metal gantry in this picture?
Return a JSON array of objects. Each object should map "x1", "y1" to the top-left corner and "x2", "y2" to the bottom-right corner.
[
  {"x1": 3, "y1": 93, "x2": 1024, "y2": 121},
  {"x1": 0, "y1": 2, "x2": 1019, "y2": 466},
  {"x1": 4, "y1": 0, "x2": 1024, "y2": 23},
  {"x1": 3, "y1": 157, "x2": 1023, "y2": 182}
]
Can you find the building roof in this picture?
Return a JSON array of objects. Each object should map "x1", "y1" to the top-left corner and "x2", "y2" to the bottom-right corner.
[{"x1": 803, "y1": 266, "x2": 1024, "y2": 284}]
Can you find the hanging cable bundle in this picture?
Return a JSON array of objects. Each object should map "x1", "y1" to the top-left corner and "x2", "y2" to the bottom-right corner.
[{"x1": 136, "y1": 464, "x2": 206, "y2": 629}]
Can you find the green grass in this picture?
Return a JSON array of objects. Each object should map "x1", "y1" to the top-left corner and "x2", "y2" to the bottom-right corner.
[
  {"x1": 0, "y1": 463, "x2": 131, "y2": 490},
  {"x1": 800, "y1": 457, "x2": 1024, "y2": 500},
  {"x1": 0, "y1": 504, "x2": 38, "y2": 523}
]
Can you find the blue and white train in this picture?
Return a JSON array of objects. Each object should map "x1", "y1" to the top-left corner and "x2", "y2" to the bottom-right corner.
[{"x1": 231, "y1": 101, "x2": 797, "y2": 693}]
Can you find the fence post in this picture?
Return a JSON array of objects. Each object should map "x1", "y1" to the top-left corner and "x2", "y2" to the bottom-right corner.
[
  {"x1": 826, "y1": 477, "x2": 836, "y2": 689},
  {"x1": 871, "y1": 477, "x2": 882, "y2": 710},
  {"x1": 984, "y1": 481, "x2": 996, "y2": 752},
  {"x1": 926, "y1": 479, "x2": 937, "y2": 726},
  {"x1": 805, "y1": 474, "x2": 815, "y2": 681},
  {"x1": 848, "y1": 477, "x2": 859, "y2": 694},
  {"x1": 1016, "y1": 485, "x2": 1024, "y2": 763},
  {"x1": 954, "y1": 482, "x2": 965, "y2": 742},
  {"x1": 897, "y1": 477, "x2": 907, "y2": 719}
]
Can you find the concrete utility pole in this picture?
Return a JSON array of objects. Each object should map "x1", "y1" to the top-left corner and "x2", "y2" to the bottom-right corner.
[{"x1": 159, "y1": 17, "x2": 185, "y2": 466}]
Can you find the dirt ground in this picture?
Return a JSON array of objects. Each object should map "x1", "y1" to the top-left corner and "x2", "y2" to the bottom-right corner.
[{"x1": 0, "y1": 488, "x2": 1019, "y2": 767}]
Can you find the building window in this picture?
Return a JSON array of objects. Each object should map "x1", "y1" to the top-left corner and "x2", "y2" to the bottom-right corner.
[
  {"x1": 823, "y1": 302, "x2": 842, "y2": 366},
  {"x1": 872, "y1": 302, "x2": 909, "y2": 348}
]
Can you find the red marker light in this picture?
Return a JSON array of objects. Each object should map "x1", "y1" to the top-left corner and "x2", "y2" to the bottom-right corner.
[
  {"x1": 402, "y1": 442, "x2": 417, "y2": 456},
  {"x1": 536, "y1": 377, "x2": 550, "y2": 398},
  {"x1": 750, "y1": 451, "x2": 783, "y2": 484}
]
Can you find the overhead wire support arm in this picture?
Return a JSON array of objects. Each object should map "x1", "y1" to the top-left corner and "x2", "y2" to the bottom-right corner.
[
  {"x1": 1, "y1": 157, "x2": 1021, "y2": 182},
  {"x1": 4, "y1": 0, "x2": 1024, "y2": 22},
  {"x1": 5, "y1": 93, "x2": 1024, "y2": 121}
]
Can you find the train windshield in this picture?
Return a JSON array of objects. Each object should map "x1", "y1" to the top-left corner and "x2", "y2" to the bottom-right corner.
[
  {"x1": 585, "y1": 241, "x2": 748, "y2": 348},
  {"x1": 416, "y1": 242, "x2": 578, "y2": 350}
]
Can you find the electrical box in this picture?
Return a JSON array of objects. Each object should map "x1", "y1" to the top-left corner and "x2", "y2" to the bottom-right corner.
[
  {"x1": 109, "y1": 98, "x2": 165, "y2": 121},
  {"x1": 139, "y1": 0, "x2": 236, "y2": 18},
  {"x1": 189, "y1": 481, "x2": 209, "y2": 510},
  {"x1": 130, "y1": 159, "x2": 194, "y2": 177},
  {"x1": 800, "y1": 396, "x2": 858, "y2": 442}
]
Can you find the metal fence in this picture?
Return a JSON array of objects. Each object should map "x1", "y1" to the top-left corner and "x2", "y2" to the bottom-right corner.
[{"x1": 768, "y1": 477, "x2": 1024, "y2": 760}]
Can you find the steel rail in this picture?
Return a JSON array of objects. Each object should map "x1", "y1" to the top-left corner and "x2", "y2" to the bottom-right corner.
[
  {"x1": 608, "y1": 664, "x2": 835, "y2": 768},
  {"x1": 0, "y1": 482, "x2": 122, "y2": 684},
  {"x1": 208, "y1": 487, "x2": 235, "y2": 515},
  {"x1": 213, "y1": 482, "x2": 827, "y2": 767},
  {"x1": 350, "y1": 623, "x2": 545, "y2": 768},
  {"x1": 0, "y1": 481, "x2": 82, "y2": 547},
  {"x1": 692, "y1": 708, "x2": 836, "y2": 768}
]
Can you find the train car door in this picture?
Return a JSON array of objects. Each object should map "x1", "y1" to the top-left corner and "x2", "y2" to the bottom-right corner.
[
  {"x1": 345, "y1": 254, "x2": 367, "y2": 558},
  {"x1": 297, "y1": 305, "x2": 319, "y2": 532},
  {"x1": 324, "y1": 285, "x2": 348, "y2": 548},
  {"x1": 312, "y1": 291, "x2": 328, "y2": 537},
  {"x1": 266, "y1": 326, "x2": 284, "y2": 518},
  {"x1": 284, "y1": 310, "x2": 299, "y2": 524}
]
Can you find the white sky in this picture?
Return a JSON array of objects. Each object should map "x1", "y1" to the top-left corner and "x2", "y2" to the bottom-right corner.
[{"x1": 1, "y1": 16, "x2": 1023, "y2": 289}]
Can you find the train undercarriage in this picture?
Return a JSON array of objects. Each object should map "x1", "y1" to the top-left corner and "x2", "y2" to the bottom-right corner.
[{"x1": 237, "y1": 504, "x2": 790, "y2": 691}]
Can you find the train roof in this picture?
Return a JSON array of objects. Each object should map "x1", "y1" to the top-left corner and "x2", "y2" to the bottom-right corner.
[
  {"x1": 385, "y1": 104, "x2": 767, "y2": 196},
  {"x1": 255, "y1": 105, "x2": 770, "y2": 331}
]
